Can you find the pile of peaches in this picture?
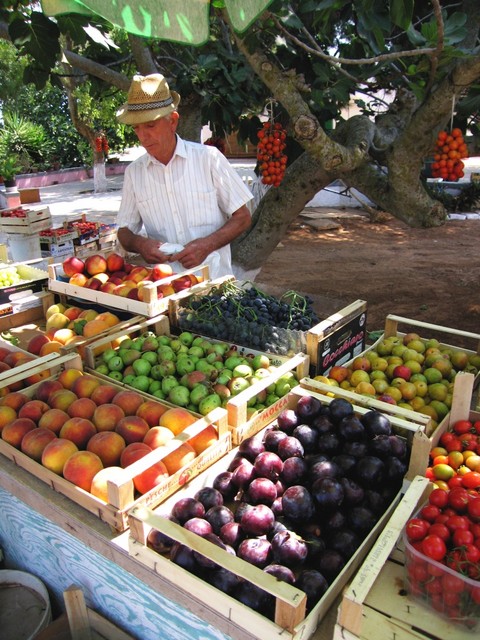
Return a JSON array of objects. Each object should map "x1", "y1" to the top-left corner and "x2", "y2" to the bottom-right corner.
[
  {"x1": 0, "y1": 370, "x2": 218, "y2": 500},
  {"x1": 0, "y1": 345, "x2": 52, "y2": 392},
  {"x1": 62, "y1": 253, "x2": 200, "y2": 302}
]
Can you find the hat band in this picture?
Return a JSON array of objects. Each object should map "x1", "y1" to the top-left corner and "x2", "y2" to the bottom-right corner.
[{"x1": 127, "y1": 97, "x2": 173, "y2": 112}]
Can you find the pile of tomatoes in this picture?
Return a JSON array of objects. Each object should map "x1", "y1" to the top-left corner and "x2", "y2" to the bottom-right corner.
[
  {"x1": 404, "y1": 487, "x2": 480, "y2": 625},
  {"x1": 430, "y1": 128, "x2": 468, "y2": 182},
  {"x1": 95, "y1": 134, "x2": 109, "y2": 154},
  {"x1": 256, "y1": 121, "x2": 288, "y2": 187},
  {"x1": 426, "y1": 419, "x2": 480, "y2": 492}
]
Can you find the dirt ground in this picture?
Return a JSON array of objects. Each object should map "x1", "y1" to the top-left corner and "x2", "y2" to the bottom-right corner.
[{"x1": 256, "y1": 208, "x2": 480, "y2": 349}]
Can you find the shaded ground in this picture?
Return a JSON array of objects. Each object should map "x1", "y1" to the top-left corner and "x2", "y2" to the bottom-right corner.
[{"x1": 256, "y1": 209, "x2": 480, "y2": 350}]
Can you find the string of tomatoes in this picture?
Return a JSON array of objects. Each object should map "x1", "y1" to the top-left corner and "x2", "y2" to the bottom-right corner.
[
  {"x1": 431, "y1": 128, "x2": 468, "y2": 182},
  {"x1": 95, "y1": 133, "x2": 109, "y2": 154},
  {"x1": 256, "y1": 121, "x2": 288, "y2": 187}
]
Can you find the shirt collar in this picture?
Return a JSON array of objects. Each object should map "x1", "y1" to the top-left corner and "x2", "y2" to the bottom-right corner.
[{"x1": 145, "y1": 134, "x2": 186, "y2": 167}]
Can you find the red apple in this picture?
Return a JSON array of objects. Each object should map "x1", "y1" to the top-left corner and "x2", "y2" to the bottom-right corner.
[{"x1": 63, "y1": 256, "x2": 85, "y2": 277}]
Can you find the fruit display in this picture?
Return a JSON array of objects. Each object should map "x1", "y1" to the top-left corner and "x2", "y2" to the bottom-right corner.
[
  {"x1": 24, "y1": 302, "x2": 124, "y2": 357},
  {"x1": 256, "y1": 121, "x2": 288, "y2": 187},
  {"x1": 431, "y1": 128, "x2": 468, "y2": 182},
  {"x1": 0, "y1": 266, "x2": 24, "y2": 287},
  {"x1": 175, "y1": 281, "x2": 320, "y2": 355},
  {"x1": 427, "y1": 418, "x2": 480, "y2": 491},
  {"x1": 403, "y1": 488, "x2": 480, "y2": 628},
  {"x1": 0, "y1": 207, "x2": 30, "y2": 219},
  {"x1": 61, "y1": 253, "x2": 200, "y2": 302},
  {"x1": 144, "y1": 392, "x2": 410, "y2": 621},
  {"x1": 91, "y1": 329, "x2": 301, "y2": 416},
  {"x1": 0, "y1": 370, "x2": 222, "y2": 500},
  {"x1": 318, "y1": 331, "x2": 480, "y2": 429},
  {"x1": 0, "y1": 345, "x2": 52, "y2": 392}
]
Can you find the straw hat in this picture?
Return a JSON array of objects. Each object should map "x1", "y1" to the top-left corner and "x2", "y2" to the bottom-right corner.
[{"x1": 116, "y1": 74, "x2": 181, "y2": 125}]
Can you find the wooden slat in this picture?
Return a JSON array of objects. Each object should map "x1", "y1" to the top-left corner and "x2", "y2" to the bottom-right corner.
[{"x1": 64, "y1": 585, "x2": 93, "y2": 640}]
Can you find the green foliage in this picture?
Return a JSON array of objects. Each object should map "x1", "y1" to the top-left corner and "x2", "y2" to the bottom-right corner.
[
  {"x1": 0, "y1": 111, "x2": 54, "y2": 172},
  {"x1": 0, "y1": 155, "x2": 22, "y2": 181}
]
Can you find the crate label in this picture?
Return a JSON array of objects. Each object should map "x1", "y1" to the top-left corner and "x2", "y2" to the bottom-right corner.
[{"x1": 314, "y1": 311, "x2": 367, "y2": 375}]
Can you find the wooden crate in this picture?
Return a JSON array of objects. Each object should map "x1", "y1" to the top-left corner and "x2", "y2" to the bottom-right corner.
[
  {"x1": 334, "y1": 475, "x2": 475, "y2": 640},
  {"x1": 36, "y1": 585, "x2": 135, "y2": 640},
  {"x1": 0, "y1": 291, "x2": 54, "y2": 332},
  {"x1": 0, "y1": 353, "x2": 230, "y2": 532},
  {"x1": 83, "y1": 314, "x2": 310, "y2": 445},
  {"x1": 127, "y1": 386, "x2": 411, "y2": 640},
  {"x1": 0, "y1": 260, "x2": 49, "y2": 304},
  {"x1": 48, "y1": 260, "x2": 211, "y2": 318},
  {"x1": 0, "y1": 205, "x2": 51, "y2": 234},
  {"x1": 306, "y1": 299, "x2": 367, "y2": 376}
]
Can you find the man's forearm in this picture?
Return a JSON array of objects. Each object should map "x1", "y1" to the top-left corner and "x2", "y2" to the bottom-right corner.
[{"x1": 203, "y1": 206, "x2": 252, "y2": 253}]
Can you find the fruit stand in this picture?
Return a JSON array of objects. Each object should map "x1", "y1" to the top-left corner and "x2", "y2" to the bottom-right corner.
[{"x1": 0, "y1": 248, "x2": 479, "y2": 640}]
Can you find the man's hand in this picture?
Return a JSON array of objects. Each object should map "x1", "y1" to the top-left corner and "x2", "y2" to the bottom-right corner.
[
  {"x1": 173, "y1": 238, "x2": 213, "y2": 270},
  {"x1": 117, "y1": 229, "x2": 171, "y2": 264}
]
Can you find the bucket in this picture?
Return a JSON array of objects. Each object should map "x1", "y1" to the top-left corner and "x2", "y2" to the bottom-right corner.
[
  {"x1": 0, "y1": 569, "x2": 52, "y2": 639},
  {"x1": 7, "y1": 233, "x2": 42, "y2": 262}
]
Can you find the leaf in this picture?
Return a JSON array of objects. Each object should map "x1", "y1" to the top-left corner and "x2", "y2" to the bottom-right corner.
[
  {"x1": 83, "y1": 24, "x2": 119, "y2": 49},
  {"x1": 406, "y1": 24, "x2": 426, "y2": 47},
  {"x1": 9, "y1": 12, "x2": 60, "y2": 69},
  {"x1": 443, "y1": 12, "x2": 467, "y2": 46},
  {"x1": 390, "y1": 0, "x2": 414, "y2": 30}
]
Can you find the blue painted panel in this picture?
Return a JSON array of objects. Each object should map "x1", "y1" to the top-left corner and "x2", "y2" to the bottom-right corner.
[{"x1": 0, "y1": 488, "x2": 230, "y2": 640}]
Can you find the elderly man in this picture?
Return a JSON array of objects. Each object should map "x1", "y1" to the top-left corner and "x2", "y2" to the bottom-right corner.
[{"x1": 115, "y1": 73, "x2": 253, "y2": 279}]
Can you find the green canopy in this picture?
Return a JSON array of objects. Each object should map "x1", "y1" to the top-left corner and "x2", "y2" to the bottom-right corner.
[{"x1": 41, "y1": 0, "x2": 273, "y2": 45}]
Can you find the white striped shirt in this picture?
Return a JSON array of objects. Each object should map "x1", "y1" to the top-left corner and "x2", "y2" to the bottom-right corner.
[{"x1": 117, "y1": 137, "x2": 253, "y2": 278}]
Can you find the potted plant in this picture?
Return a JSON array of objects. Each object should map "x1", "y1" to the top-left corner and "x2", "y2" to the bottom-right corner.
[{"x1": 0, "y1": 156, "x2": 22, "y2": 191}]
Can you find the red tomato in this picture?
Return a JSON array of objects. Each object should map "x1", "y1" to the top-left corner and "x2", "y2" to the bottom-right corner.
[
  {"x1": 421, "y1": 534, "x2": 447, "y2": 561},
  {"x1": 462, "y1": 471, "x2": 480, "y2": 490},
  {"x1": 441, "y1": 572, "x2": 466, "y2": 593},
  {"x1": 429, "y1": 488, "x2": 449, "y2": 508},
  {"x1": 461, "y1": 434, "x2": 478, "y2": 450},
  {"x1": 445, "y1": 514, "x2": 470, "y2": 533},
  {"x1": 424, "y1": 578, "x2": 442, "y2": 595},
  {"x1": 428, "y1": 523, "x2": 450, "y2": 542},
  {"x1": 472, "y1": 421, "x2": 480, "y2": 435},
  {"x1": 453, "y1": 419, "x2": 473, "y2": 435},
  {"x1": 407, "y1": 562, "x2": 429, "y2": 583},
  {"x1": 472, "y1": 585, "x2": 480, "y2": 605},
  {"x1": 471, "y1": 522, "x2": 480, "y2": 537},
  {"x1": 448, "y1": 476, "x2": 465, "y2": 489},
  {"x1": 452, "y1": 528, "x2": 474, "y2": 547},
  {"x1": 448, "y1": 487, "x2": 470, "y2": 512},
  {"x1": 440, "y1": 432, "x2": 456, "y2": 446},
  {"x1": 405, "y1": 518, "x2": 429, "y2": 542},
  {"x1": 445, "y1": 438, "x2": 463, "y2": 452},
  {"x1": 420, "y1": 504, "x2": 440, "y2": 522}
]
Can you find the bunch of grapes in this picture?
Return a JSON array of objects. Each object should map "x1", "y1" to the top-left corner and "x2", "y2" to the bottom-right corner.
[
  {"x1": 256, "y1": 122, "x2": 288, "y2": 187},
  {"x1": 177, "y1": 282, "x2": 319, "y2": 354},
  {"x1": 431, "y1": 128, "x2": 468, "y2": 182},
  {"x1": 0, "y1": 267, "x2": 22, "y2": 287}
]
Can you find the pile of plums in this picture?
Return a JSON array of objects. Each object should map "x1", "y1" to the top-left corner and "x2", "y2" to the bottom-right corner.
[{"x1": 147, "y1": 394, "x2": 410, "y2": 620}]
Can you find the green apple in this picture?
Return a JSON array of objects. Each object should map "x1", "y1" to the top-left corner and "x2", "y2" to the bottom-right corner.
[{"x1": 95, "y1": 363, "x2": 109, "y2": 376}]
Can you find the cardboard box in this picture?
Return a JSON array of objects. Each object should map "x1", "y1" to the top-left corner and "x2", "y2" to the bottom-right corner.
[
  {"x1": 48, "y1": 259, "x2": 211, "y2": 318},
  {"x1": 0, "y1": 261, "x2": 49, "y2": 304},
  {"x1": 0, "y1": 353, "x2": 230, "y2": 532},
  {"x1": 0, "y1": 206, "x2": 51, "y2": 234},
  {"x1": 127, "y1": 386, "x2": 412, "y2": 640},
  {"x1": 334, "y1": 475, "x2": 476, "y2": 639},
  {"x1": 18, "y1": 188, "x2": 41, "y2": 204},
  {"x1": 40, "y1": 239, "x2": 75, "y2": 259}
]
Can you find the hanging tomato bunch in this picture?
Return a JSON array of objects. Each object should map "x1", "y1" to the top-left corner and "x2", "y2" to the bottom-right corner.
[
  {"x1": 431, "y1": 128, "x2": 468, "y2": 182},
  {"x1": 256, "y1": 122, "x2": 288, "y2": 187},
  {"x1": 95, "y1": 134, "x2": 109, "y2": 155}
]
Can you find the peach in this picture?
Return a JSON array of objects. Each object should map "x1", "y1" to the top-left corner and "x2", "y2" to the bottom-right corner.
[
  {"x1": 151, "y1": 263, "x2": 173, "y2": 281},
  {"x1": 59, "y1": 417, "x2": 96, "y2": 449},
  {"x1": 67, "y1": 397, "x2": 97, "y2": 420},
  {"x1": 69, "y1": 273, "x2": 88, "y2": 287},
  {"x1": 143, "y1": 426, "x2": 174, "y2": 449},
  {"x1": 84, "y1": 254, "x2": 108, "y2": 276},
  {"x1": 3, "y1": 351, "x2": 29, "y2": 367},
  {"x1": 0, "y1": 405, "x2": 17, "y2": 432},
  {"x1": 0, "y1": 346, "x2": 13, "y2": 361},
  {"x1": 21, "y1": 427, "x2": 57, "y2": 461},
  {"x1": 187, "y1": 424, "x2": 218, "y2": 455},
  {"x1": 1, "y1": 418, "x2": 36, "y2": 448},
  {"x1": 112, "y1": 390, "x2": 145, "y2": 416},
  {"x1": 27, "y1": 333, "x2": 51, "y2": 355},
  {"x1": 172, "y1": 275, "x2": 193, "y2": 293},
  {"x1": 162, "y1": 443, "x2": 196, "y2": 475},
  {"x1": 25, "y1": 367, "x2": 52, "y2": 387},
  {"x1": 46, "y1": 312, "x2": 70, "y2": 333},
  {"x1": 159, "y1": 407, "x2": 197, "y2": 436},
  {"x1": 115, "y1": 415, "x2": 150, "y2": 444},
  {"x1": 90, "y1": 466, "x2": 126, "y2": 503},
  {"x1": 57, "y1": 369, "x2": 84, "y2": 390},
  {"x1": 120, "y1": 442, "x2": 151, "y2": 468},
  {"x1": 136, "y1": 400, "x2": 169, "y2": 428},
  {"x1": 92, "y1": 403, "x2": 125, "y2": 432},
  {"x1": 62, "y1": 256, "x2": 85, "y2": 277},
  {"x1": 78, "y1": 309, "x2": 98, "y2": 321},
  {"x1": 87, "y1": 431, "x2": 126, "y2": 467},
  {"x1": 35, "y1": 379, "x2": 64, "y2": 403},
  {"x1": 114, "y1": 283, "x2": 136, "y2": 297},
  {"x1": 90, "y1": 384, "x2": 119, "y2": 406},
  {"x1": 63, "y1": 450, "x2": 104, "y2": 492},
  {"x1": 133, "y1": 458, "x2": 169, "y2": 495},
  {"x1": 106, "y1": 253, "x2": 125, "y2": 273},
  {"x1": 82, "y1": 319, "x2": 110, "y2": 340},
  {"x1": 38, "y1": 408, "x2": 70, "y2": 434},
  {"x1": 18, "y1": 399, "x2": 50, "y2": 424},
  {"x1": 48, "y1": 388, "x2": 78, "y2": 412},
  {"x1": 63, "y1": 306, "x2": 83, "y2": 321},
  {"x1": 0, "y1": 392, "x2": 28, "y2": 411},
  {"x1": 41, "y1": 438, "x2": 78, "y2": 474},
  {"x1": 0, "y1": 361, "x2": 12, "y2": 374},
  {"x1": 158, "y1": 284, "x2": 175, "y2": 297},
  {"x1": 71, "y1": 374, "x2": 101, "y2": 399},
  {"x1": 53, "y1": 328, "x2": 77, "y2": 345},
  {"x1": 39, "y1": 341, "x2": 63, "y2": 357},
  {"x1": 125, "y1": 266, "x2": 150, "y2": 284},
  {"x1": 100, "y1": 282, "x2": 117, "y2": 295}
]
